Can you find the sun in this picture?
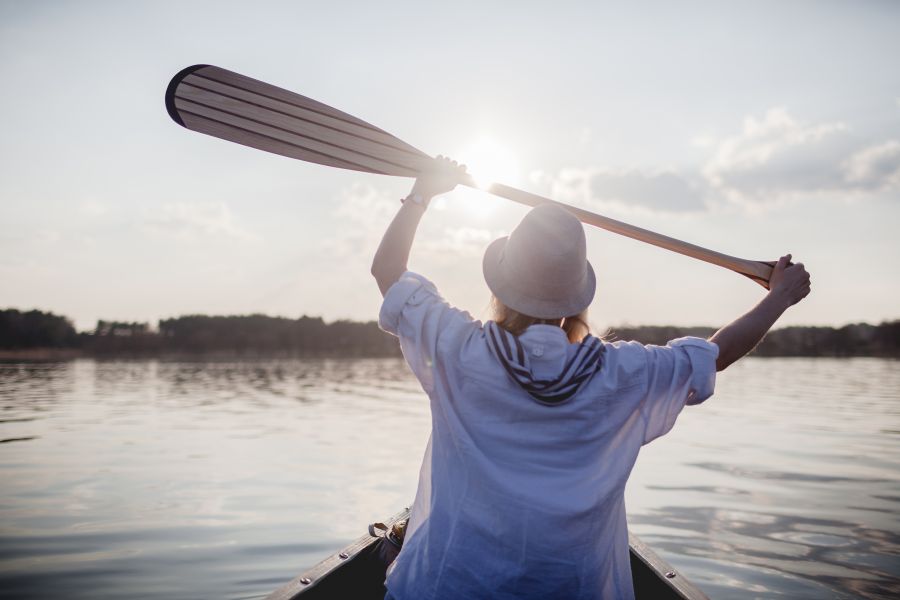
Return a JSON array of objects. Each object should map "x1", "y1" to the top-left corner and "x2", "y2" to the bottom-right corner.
[{"x1": 457, "y1": 137, "x2": 520, "y2": 190}]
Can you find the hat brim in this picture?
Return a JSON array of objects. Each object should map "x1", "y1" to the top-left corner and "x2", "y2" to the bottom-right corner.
[{"x1": 482, "y1": 237, "x2": 596, "y2": 319}]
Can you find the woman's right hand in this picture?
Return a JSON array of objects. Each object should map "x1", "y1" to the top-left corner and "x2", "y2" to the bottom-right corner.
[
  {"x1": 768, "y1": 254, "x2": 811, "y2": 306},
  {"x1": 408, "y1": 156, "x2": 467, "y2": 201}
]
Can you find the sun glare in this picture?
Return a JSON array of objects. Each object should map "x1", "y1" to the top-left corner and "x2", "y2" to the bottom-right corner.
[{"x1": 458, "y1": 137, "x2": 520, "y2": 190}]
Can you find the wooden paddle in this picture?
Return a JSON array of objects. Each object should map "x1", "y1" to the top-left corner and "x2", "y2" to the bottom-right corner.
[{"x1": 166, "y1": 64, "x2": 776, "y2": 288}]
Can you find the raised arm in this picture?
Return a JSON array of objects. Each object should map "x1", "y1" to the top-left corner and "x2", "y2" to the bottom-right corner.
[
  {"x1": 709, "y1": 254, "x2": 811, "y2": 371},
  {"x1": 371, "y1": 157, "x2": 467, "y2": 296}
]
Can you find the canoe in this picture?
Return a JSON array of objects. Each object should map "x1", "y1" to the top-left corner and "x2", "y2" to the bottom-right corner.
[{"x1": 266, "y1": 508, "x2": 709, "y2": 600}]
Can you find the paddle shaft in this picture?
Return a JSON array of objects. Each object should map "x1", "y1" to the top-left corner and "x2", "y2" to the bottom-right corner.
[{"x1": 462, "y1": 177, "x2": 774, "y2": 288}]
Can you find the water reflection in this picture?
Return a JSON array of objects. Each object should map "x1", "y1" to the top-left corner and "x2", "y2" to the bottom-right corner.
[
  {"x1": 83, "y1": 359, "x2": 417, "y2": 410},
  {"x1": 1, "y1": 357, "x2": 898, "y2": 599},
  {"x1": 631, "y1": 504, "x2": 900, "y2": 598},
  {"x1": 687, "y1": 462, "x2": 893, "y2": 484},
  {"x1": 0, "y1": 357, "x2": 428, "y2": 599},
  {"x1": 0, "y1": 362, "x2": 76, "y2": 409},
  {"x1": 0, "y1": 436, "x2": 38, "y2": 444},
  {"x1": 627, "y1": 358, "x2": 900, "y2": 600}
]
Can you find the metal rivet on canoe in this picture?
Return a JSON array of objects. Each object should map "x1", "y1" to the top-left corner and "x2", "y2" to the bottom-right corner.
[
  {"x1": 300, "y1": 577, "x2": 312, "y2": 585},
  {"x1": 665, "y1": 571, "x2": 676, "y2": 579},
  {"x1": 339, "y1": 552, "x2": 349, "y2": 559}
]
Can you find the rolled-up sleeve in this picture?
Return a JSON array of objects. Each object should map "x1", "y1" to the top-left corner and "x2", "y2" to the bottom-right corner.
[
  {"x1": 640, "y1": 337, "x2": 718, "y2": 444},
  {"x1": 379, "y1": 271, "x2": 476, "y2": 393}
]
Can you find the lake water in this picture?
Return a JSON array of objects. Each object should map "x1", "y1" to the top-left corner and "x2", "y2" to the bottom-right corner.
[{"x1": 0, "y1": 357, "x2": 898, "y2": 599}]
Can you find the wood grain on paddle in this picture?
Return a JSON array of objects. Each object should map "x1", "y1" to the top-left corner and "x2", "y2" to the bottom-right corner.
[{"x1": 166, "y1": 64, "x2": 776, "y2": 288}]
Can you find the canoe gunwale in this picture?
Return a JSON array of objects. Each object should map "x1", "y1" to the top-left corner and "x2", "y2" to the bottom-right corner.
[
  {"x1": 266, "y1": 508, "x2": 410, "y2": 600},
  {"x1": 627, "y1": 531, "x2": 709, "y2": 599},
  {"x1": 266, "y1": 508, "x2": 709, "y2": 600}
]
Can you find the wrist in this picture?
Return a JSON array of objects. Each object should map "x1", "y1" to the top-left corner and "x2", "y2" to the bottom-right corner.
[
  {"x1": 402, "y1": 192, "x2": 430, "y2": 209},
  {"x1": 763, "y1": 288, "x2": 793, "y2": 313}
]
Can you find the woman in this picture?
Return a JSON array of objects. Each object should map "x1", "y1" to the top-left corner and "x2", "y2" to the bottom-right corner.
[{"x1": 371, "y1": 157, "x2": 811, "y2": 599}]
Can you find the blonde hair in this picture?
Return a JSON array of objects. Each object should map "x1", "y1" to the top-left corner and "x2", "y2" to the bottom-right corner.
[{"x1": 490, "y1": 296, "x2": 591, "y2": 343}]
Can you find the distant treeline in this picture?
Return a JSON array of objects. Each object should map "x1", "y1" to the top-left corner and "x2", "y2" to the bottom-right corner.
[
  {"x1": 0, "y1": 309, "x2": 398, "y2": 357},
  {"x1": 1, "y1": 308, "x2": 898, "y2": 358},
  {"x1": 609, "y1": 323, "x2": 900, "y2": 358}
]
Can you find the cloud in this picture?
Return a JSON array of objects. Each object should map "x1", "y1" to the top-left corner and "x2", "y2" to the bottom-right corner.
[
  {"x1": 702, "y1": 108, "x2": 900, "y2": 206},
  {"x1": 842, "y1": 141, "x2": 900, "y2": 190},
  {"x1": 702, "y1": 107, "x2": 853, "y2": 205},
  {"x1": 589, "y1": 169, "x2": 706, "y2": 212},
  {"x1": 333, "y1": 182, "x2": 398, "y2": 223},
  {"x1": 705, "y1": 108, "x2": 846, "y2": 177},
  {"x1": 537, "y1": 107, "x2": 900, "y2": 214},
  {"x1": 79, "y1": 198, "x2": 108, "y2": 216},
  {"x1": 327, "y1": 183, "x2": 397, "y2": 259},
  {"x1": 420, "y1": 226, "x2": 497, "y2": 257},
  {"x1": 542, "y1": 167, "x2": 706, "y2": 215},
  {"x1": 328, "y1": 183, "x2": 501, "y2": 262},
  {"x1": 143, "y1": 202, "x2": 256, "y2": 241}
]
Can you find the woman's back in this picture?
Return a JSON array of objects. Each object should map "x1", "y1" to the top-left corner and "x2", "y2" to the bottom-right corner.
[{"x1": 379, "y1": 273, "x2": 718, "y2": 600}]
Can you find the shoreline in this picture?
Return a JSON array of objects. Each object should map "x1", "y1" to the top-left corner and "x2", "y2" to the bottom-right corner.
[
  {"x1": 0, "y1": 349, "x2": 403, "y2": 361},
  {"x1": 1, "y1": 348, "x2": 896, "y2": 361}
]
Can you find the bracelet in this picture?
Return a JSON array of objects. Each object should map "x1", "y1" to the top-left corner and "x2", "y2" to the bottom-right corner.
[{"x1": 401, "y1": 193, "x2": 428, "y2": 208}]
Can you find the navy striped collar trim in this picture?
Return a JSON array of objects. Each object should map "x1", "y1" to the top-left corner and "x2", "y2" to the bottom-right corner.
[{"x1": 484, "y1": 321, "x2": 604, "y2": 405}]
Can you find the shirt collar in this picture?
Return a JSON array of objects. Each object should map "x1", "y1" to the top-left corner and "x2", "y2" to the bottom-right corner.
[{"x1": 518, "y1": 325, "x2": 569, "y2": 379}]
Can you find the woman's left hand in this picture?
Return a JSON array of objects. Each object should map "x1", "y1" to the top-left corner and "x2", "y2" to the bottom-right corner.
[{"x1": 409, "y1": 156, "x2": 467, "y2": 201}]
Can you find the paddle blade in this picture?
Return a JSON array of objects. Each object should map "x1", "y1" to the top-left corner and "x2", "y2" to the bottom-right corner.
[{"x1": 165, "y1": 65, "x2": 431, "y2": 177}]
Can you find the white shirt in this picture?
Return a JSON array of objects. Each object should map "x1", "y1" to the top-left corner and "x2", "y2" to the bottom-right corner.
[{"x1": 379, "y1": 272, "x2": 718, "y2": 600}]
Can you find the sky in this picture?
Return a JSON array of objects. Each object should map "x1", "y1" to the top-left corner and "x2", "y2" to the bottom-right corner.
[{"x1": 1, "y1": 0, "x2": 898, "y2": 332}]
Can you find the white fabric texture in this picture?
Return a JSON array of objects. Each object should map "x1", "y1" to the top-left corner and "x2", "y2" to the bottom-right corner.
[{"x1": 379, "y1": 271, "x2": 718, "y2": 600}]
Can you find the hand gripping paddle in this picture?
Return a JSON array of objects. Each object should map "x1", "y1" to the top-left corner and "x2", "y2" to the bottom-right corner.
[{"x1": 166, "y1": 64, "x2": 777, "y2": 288}]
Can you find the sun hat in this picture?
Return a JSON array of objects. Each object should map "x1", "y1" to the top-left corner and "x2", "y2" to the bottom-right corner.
[{"x1": 483, "y1": 203, "x2": 596, "y2": 319}]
